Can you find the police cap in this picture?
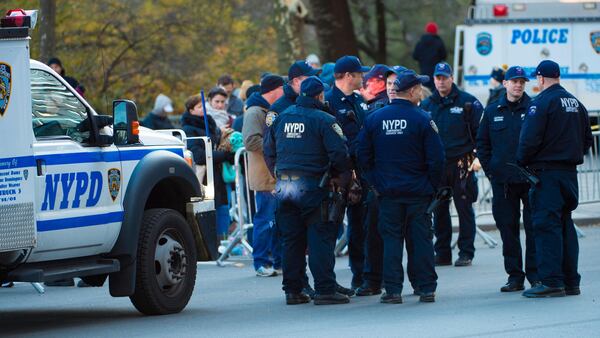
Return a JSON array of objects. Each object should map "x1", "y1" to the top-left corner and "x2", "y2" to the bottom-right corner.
[
  {"x1": 505, "y1": 66, "x2": 529, "y2": 81},
  {"x1": 433, "y1": 62, "x2": 453, "y2": 77},
  {"x1": 531, "y1": 60, "x2": 560, "y2": 78},
  {"x1": 393, "y1": 70, "x2": 429, "y2": 92},
  {"x1": 289, "y1": 60, "x2": 320, "y2": 80},
  {"x1": 300, "y1": 76, "x2": 325, "y2": 97},
  {"x1": 334, "y1": 55, "x2": 370, "y2": 74},
  {"x1": 364, "y1": 64, "x2": 391, "y2": 82}
]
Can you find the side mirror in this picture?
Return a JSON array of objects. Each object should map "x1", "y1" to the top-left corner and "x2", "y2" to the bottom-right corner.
[{"x1": 113, "y1": 99, "x2": 140, "y2": 145}]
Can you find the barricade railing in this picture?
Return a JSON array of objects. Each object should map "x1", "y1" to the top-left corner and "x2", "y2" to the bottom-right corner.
[
  {"x1": 216, "y1": 147, "x2": 255, "y2": 266},
  {"x1": 451, "y1": 130, "x2": 600, "y2": 247}
]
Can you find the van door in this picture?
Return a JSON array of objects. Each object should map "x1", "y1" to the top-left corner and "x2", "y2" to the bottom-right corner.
[
  {"x1": 28, "y1": 68, "x2": 123, "y2": 262},
  {"x1": 0, "y1": 39, "x2": 36, "y2": 253}
]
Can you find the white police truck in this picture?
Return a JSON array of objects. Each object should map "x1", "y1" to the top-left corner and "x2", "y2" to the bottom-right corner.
[
  {"x1": 0, "y1": 10, "x2": 218, "y2": 315},
  {"x1": 453, "y1": 0, "x2": 600, "y2": 112}
]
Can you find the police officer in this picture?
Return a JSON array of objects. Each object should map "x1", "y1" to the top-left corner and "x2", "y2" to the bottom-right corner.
[
  {"x1": 421, "y1": 62, "x2": 483, "y2": 267},
  {"x1": 477, "y1": 66, "x2": 539, "y2": 292},
  {"x1": 264, "y1": 76, "x2": 352, "y2": 305},
  {"x1": 265, "y1": 60, "x2": 319, "y2": 296},
  {"x1": 517, "y1": 60, "x2": 593, "y2": 298},
  {"x1": 358, "y1": 70, "x2": 445, "y2": 303},
  {"x1": 325, "y1": 55, "x2": 370, "y2": 290},
  {"x1": 363, "y1": 64, "x2": 391, "y2": 111},
  {"x1": 267, "y1": 60, "x2": 320, "y2": 126}
]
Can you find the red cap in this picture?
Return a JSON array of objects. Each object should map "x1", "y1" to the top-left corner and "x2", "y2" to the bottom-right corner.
[{"x1": 425, "y1": 22, "x2": 438, "y2": 34}]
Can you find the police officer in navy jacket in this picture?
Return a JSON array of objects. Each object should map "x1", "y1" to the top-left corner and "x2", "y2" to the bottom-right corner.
[
  {"x1": 421, "y1": 62, "x2": 483, "y2": 267},
  {"x1": 477, "y1": 66, "x2": 539, "y2": 292},
  {"x1": 325, "y1": 55, "x2": 370, "y2": 290},
  {"x1": 358, "y1": 70, "x2": 445, "y2": 304},
  {"x1": 517, "y1": 60, "x2": 593, "y2": 298},
  {"x1": 264, "y1": 76, "x2": 352, "y2": 305}
]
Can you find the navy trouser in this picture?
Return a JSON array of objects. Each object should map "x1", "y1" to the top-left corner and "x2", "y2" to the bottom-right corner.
[
  {"x1": 252, "y1": 191, "x2": 280, "y2": 270},
  {"x1": 347, "y1": 195, "x2": 367, "y2": 288},
  {"x1": 378, "y1": 196, "x2": 437, "y2": 295},
  {"x1": 361, "y1": 190, "x2": 383, "y2": 288},
  {"x1": 529, "y1": 170, "x2": 580, "y2": 288},
  {"x1": 434, "y1": 162, "x2": 477, "y2": 260},
  {"x1": 491, "y1": 182, "x2": 538, "y2": 284},
  {"x1": 275, "y1": 176, "x2": 338, "y2": 295}
]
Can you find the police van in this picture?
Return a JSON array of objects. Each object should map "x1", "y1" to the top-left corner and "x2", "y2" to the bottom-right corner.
[
  {"x1": 0, "y1": 10, "x2": 217, "y2": 315},
  {"x1": 453, "y1": 0, "x2": 600, "y2": 114}
]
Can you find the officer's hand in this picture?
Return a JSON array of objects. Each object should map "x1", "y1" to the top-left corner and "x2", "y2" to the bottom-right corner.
[
  {"x1": 347, "y1": 179, "x2": 362, "y2": 205},
  {"x1": 470, "y1": 157, "x2": 482, "y2": 172},
  {"x1": 330, "y1": 171, "x2": 351, "y2": 192}
]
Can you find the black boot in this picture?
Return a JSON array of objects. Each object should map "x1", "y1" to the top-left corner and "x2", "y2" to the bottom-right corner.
[{"x1": 314, "y1": 292, "x2": 350, "y2": 305}]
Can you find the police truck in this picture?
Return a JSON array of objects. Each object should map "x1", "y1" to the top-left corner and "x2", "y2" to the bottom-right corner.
[
  {"x1": 0, "y1": 9, "x2": 217, "y2": 315},
  {"x1": 453, "y1": 0, "x2": 600, "y2": 116}
]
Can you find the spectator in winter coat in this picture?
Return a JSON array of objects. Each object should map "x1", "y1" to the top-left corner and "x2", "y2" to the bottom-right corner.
[
  {"x1": 141, "y1": 93, "x2": 175, "y2": 130},
  {"x1": 412, "y1": 22, "x2": 447, "y2": 90},
  {"x1": 218, "y1": 74, "x2": 244, "y2": 117}
]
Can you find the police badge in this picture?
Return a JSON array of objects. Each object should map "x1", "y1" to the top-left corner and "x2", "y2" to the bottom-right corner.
[
  {"x1": 265, "y1": 111, "x2": 278, "y2": 127},
  {"x1": 332, "y1": 123, "x2": 344, "y2": 138},
  {"x1": 476, "y1": 32, "x2": 493, "y2": 56},
  {"x1": 591, "y1": 31, "x2": 600, "y2": 54},
  {"x1": 0, "y1": 62, "x2": 11, "y2": 117},
  {"x1": 108, "y1": 168, "x2": 121, "y2": 202}
]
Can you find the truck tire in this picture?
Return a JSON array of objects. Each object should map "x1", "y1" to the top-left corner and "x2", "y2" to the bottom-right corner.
[{"x1": 129, "y1": 208, "x2": 197, "y2": 315}]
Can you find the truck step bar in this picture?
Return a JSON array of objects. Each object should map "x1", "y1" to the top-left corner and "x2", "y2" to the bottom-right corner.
[{"x1": 6, "y1": 257, "x2": 120, "y2": 282}]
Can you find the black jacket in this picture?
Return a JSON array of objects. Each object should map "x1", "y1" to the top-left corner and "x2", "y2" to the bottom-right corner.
[
  {"x1": 141, "y1": 113, "x2": 175, "y2": 130},
  {"x1": 181, "y1": 112, "x2": 230, "y2": 205},
  {"x1": 412, "y1": 34, "x2": 447, "y2": 80},
  {"x1": 477, "y1": 93, "x2": 531, "y2": 183}
]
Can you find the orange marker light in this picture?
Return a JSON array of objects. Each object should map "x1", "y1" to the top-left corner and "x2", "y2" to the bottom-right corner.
[{"x1": 131, "y1": 121, "x2": 140, "y2": 135}]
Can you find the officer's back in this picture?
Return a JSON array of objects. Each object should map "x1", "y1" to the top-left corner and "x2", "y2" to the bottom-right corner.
[
  {"x1": 517, "y1": 66, "x2": 593, "y2": 167},
  {"x1": 359, "y1": 71, "x2": 445, "y2": 198}
]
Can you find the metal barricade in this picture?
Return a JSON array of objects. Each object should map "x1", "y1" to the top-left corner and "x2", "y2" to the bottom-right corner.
[
  {"x1": 451, "y1": 130, "x2": 600, "y2": 247},
  {"x1": 216, "y1": 147, "x2": 255, "y2": 266}
]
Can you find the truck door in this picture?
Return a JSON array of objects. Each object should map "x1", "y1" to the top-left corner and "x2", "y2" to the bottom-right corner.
[
  {"x1": 0, "y1": 38, "x2": 36, "y2": 253},
  {"x1": 28, "y1": 68, "x2": 123, "y2": 262}
]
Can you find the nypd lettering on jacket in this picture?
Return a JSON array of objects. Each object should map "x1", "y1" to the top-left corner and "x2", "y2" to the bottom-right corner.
[
  {"x1": 382, "y1": 119, "x2": 407, "y2": 135},
  {"x1": 511, "y1": 28, "x2": 568, "y2": 45},
  {"x1": 560, "y1": 97, "x2": 580, "y2": 112},
  {"x1": 284, "y1": 122, "x2": 304, "y2": 138},
  {"x1": 41, "y1": 171, "x2": 102, "y2": 210}
]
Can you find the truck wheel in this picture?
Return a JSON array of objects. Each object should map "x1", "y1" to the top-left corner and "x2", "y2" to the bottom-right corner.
[{"x1": 129, "y1": 208, "x2": 197, "y2": 315}]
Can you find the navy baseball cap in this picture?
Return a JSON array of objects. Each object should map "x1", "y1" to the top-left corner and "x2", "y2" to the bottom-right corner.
[
  {"x1": 300, "y1": 76, "x2": 325, "y2": 97},
  {"x1": 505, "y1": 66, "x2": 529, "y2": 81},
  {"x1": 364, "y1": 64, "x2": 391, "y2": 82},
  {"x1": 393, "y1": 70, "x2": 429, "y2": 92},
  {"x1": 433, "y1": 62, "x2": 453, "y2": 77},
  {"x1": 385, "y1": 65, "x2": 408, "y2": 77},
  {"x1": 260, "y1": 74, "x2": 284, "y2": 94},
  {"x1": 288, "y1": 60, "x2": 320, "y2": 80},
  {"x1": 334, "y1": 55, "x2": 370, "y2": 74},
  {"x1": 532, "y1": 60, "x2": 560, "y2": 78}
]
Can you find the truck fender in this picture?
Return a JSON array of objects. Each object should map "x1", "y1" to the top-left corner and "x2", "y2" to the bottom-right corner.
[{"x1": 108, "y1": 150, "x2": 201, "y2": 297}]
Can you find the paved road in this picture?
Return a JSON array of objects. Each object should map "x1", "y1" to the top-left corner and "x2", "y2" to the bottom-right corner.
[{"x1": 2, "y1": 227, "x2": 600, "y2": 337}]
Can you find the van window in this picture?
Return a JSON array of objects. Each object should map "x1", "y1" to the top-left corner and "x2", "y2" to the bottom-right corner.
[{"x1": 30, "y1": 69, "x2": 89, "y2": 143}]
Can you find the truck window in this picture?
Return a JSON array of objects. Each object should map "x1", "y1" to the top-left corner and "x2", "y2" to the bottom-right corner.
[{"x1": 30, "y1": 69, "x2": 89, "y2": 142}]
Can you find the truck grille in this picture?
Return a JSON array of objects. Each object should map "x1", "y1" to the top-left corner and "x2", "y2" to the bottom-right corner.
[{"x1": 0, "y1": 202, "x2": 36, "y2": 252}]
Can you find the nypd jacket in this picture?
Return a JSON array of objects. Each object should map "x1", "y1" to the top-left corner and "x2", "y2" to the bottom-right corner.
[
  {"x1": 269, "y1": 84, "x2": 297, "y2": 115},
  {"x1": 516, "y1": 84, "x2": 593, "y2": 169},
  {"x1": 477, "y1": 93, "x2": 531, "y2": 184},
  {"x1": 367, "y1": 90, "x2": 389, "y2": 113},
  {"x1": 325, "y1": 84, "x2": 368, "y2": 162},
  {"x1": 421, "y1": 84, "x2": 483, "y2": 161},
  {"x1": 357, "y1": 99, "x2": 445, "y2": 198},
  {"x1": 263, "y1": 96, "x2": 350, "y2": 177}
]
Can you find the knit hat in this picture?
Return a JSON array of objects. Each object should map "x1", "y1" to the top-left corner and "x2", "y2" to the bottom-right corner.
[
  {"x1": 490, "y1": 67, "x2": 505, "y2": 82},
  {"x1": 425, "y1": 22, "x2": 438, "y2": 34}
]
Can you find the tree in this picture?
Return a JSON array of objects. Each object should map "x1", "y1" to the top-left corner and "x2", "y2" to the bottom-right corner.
[
  {"x1": 308, "y1": 0, "x2": 359, "y2": 62},
  {"x1": 38, "y1": 0, "x2": 56, "y2": 63}
]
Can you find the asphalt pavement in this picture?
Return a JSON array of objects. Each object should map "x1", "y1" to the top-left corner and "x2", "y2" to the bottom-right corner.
[{"x1": 1, "y1": 226, "x2": 600, "y2": 337}]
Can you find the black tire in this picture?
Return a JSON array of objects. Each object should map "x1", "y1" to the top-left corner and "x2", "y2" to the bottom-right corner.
[{"x1": 129, "y1": 208, "x2": 197, "y2": 315}]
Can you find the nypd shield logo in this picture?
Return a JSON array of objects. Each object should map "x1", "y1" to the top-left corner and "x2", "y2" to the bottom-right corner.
[
  {"x1": 476, "y1": 32, "x2": 493, "y2": 56},
  {"x1": 265, "y1": 111, "x2": 278, "y2": 127},
  {"x1": 332, "y1": 123, "x2": 344, "y2": 138},
  {"x1": 591, "y1": 31, "x2": 600, "y2": 54},
  {"x1": 108, "y1": 168, "x2": 121, "y2": 202},
  {"x1": 0, "y1": 62, "x2": 11, "y2": 117}
]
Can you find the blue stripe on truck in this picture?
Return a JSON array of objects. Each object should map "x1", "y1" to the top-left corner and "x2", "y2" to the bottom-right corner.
[{"x1": 36, "y1": 211, "x2": 124, "y2": 232}]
